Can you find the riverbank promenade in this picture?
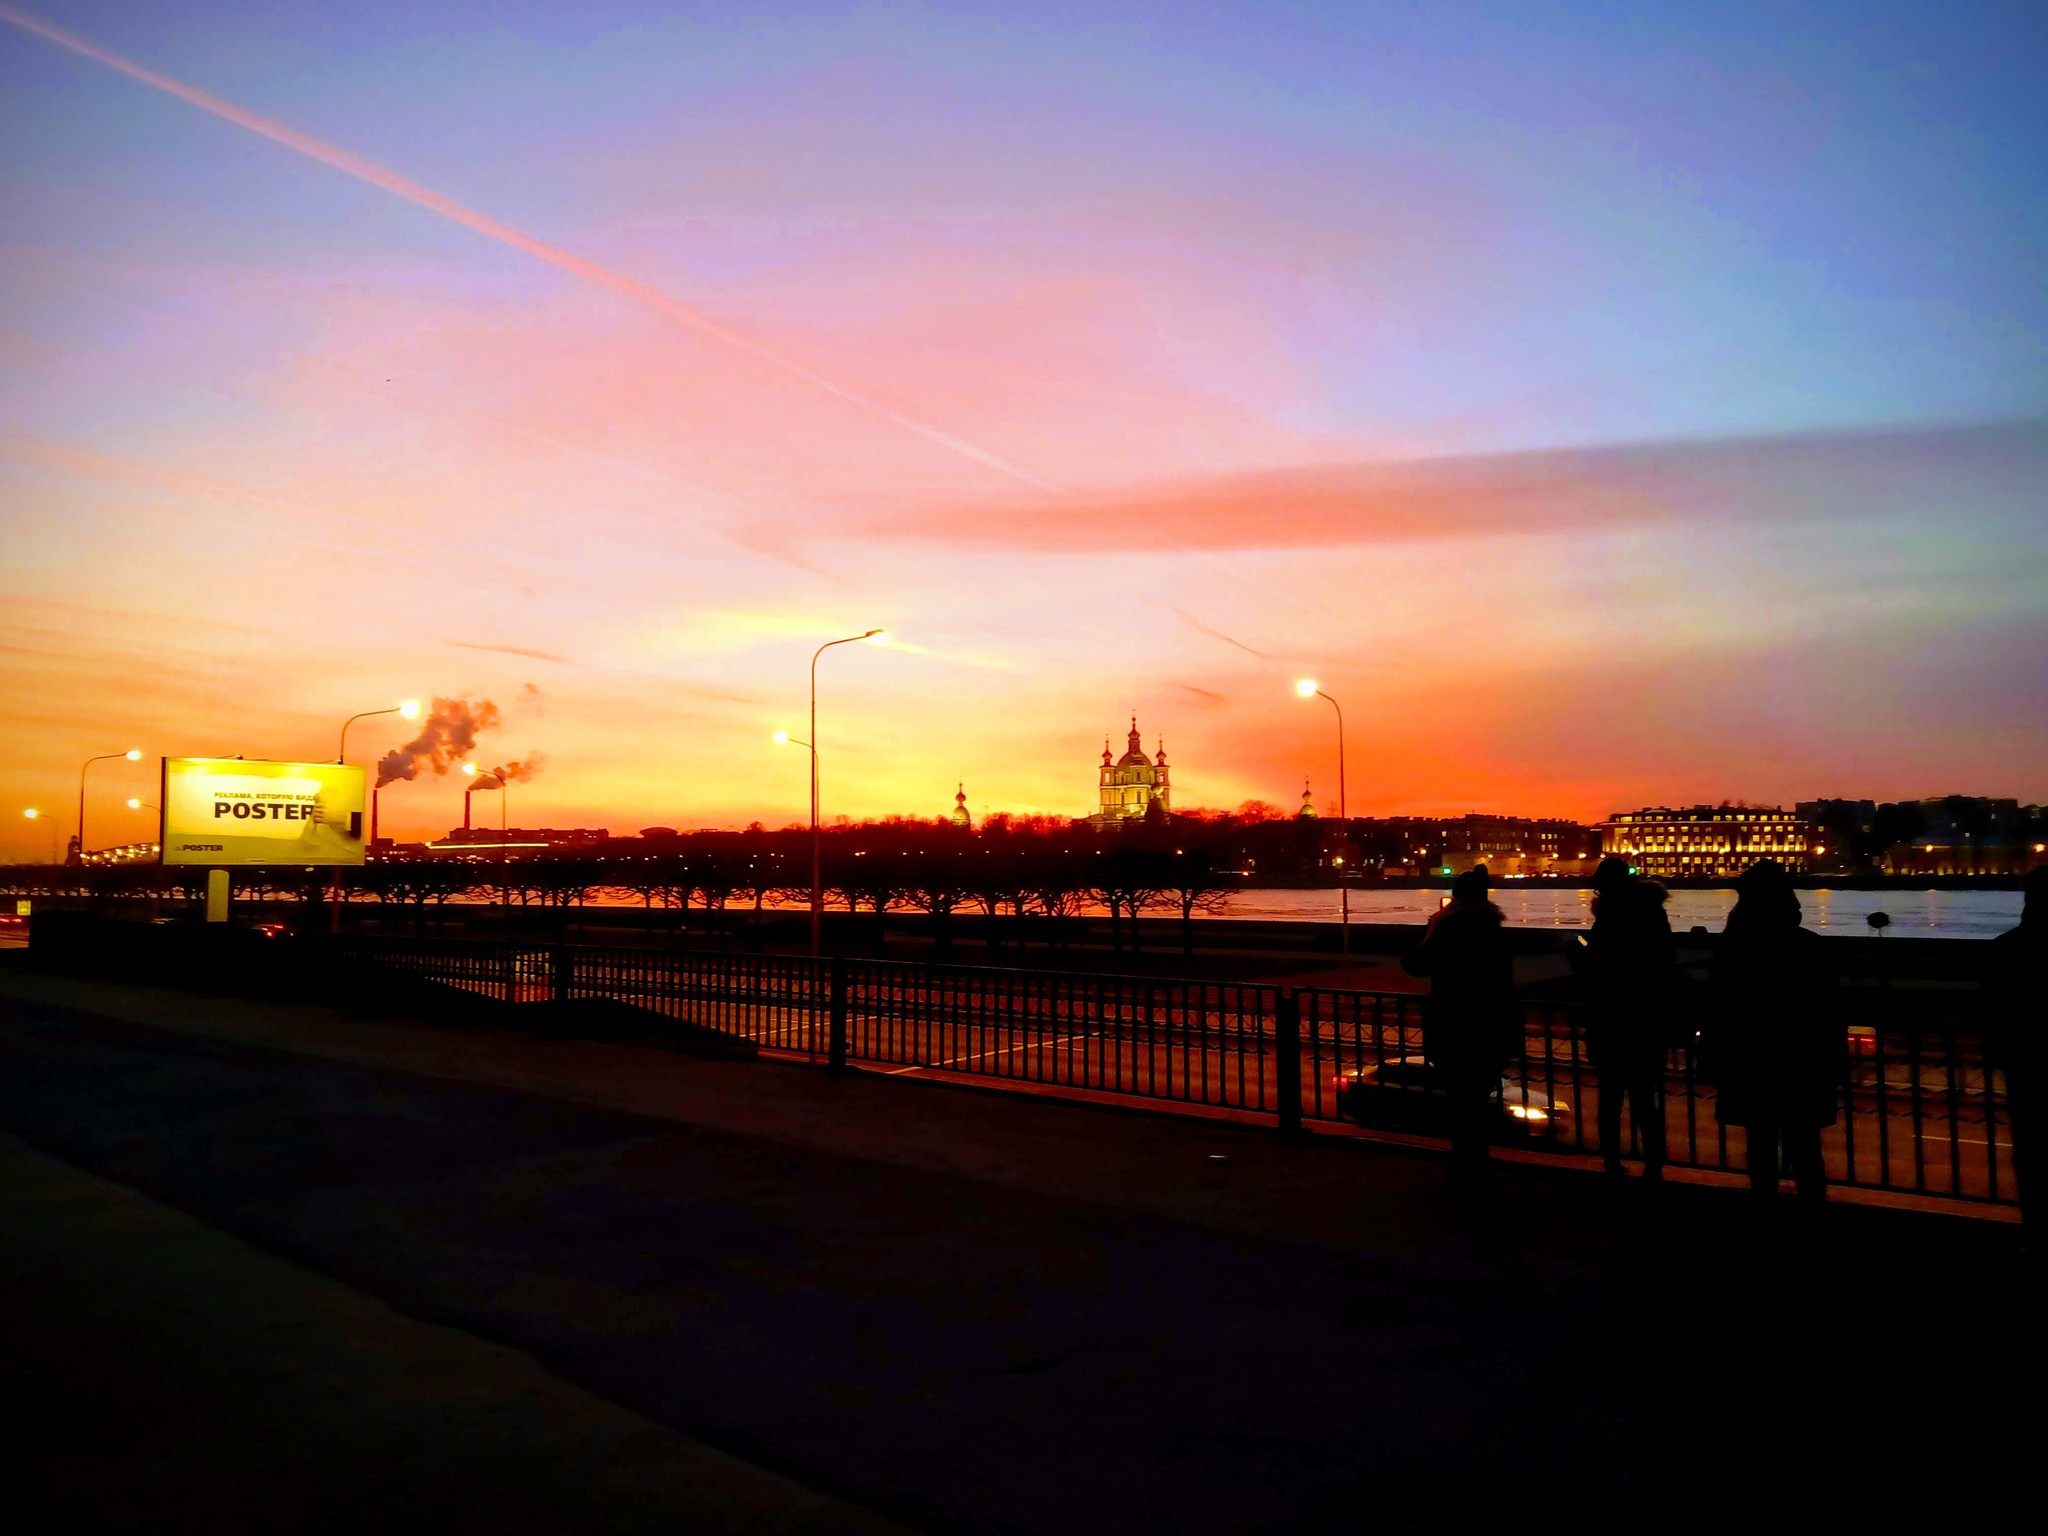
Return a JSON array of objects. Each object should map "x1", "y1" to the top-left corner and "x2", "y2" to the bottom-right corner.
[{"x1": 2, "y1": 965, "x2": 2038, "y2": 1535}]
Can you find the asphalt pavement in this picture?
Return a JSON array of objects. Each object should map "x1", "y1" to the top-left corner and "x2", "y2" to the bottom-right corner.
[{"x1": 0, "y1": 970, "x2": 2039, "y2": 1535}]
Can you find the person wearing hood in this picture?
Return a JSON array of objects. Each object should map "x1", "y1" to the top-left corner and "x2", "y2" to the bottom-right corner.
[
  {"x1": 1403, "y1": 865, "x2": 1519, "y2": 1184},
  {"x1": 1579, "y1": 856, "x2": 1677, "y2": 1182},
  {"x1": 1987, "y1": 864, "x2": 2047, "y2": 1226},
  {"x1": 1708, "y1": 860, "x2": 1842, "y2": 1203}
]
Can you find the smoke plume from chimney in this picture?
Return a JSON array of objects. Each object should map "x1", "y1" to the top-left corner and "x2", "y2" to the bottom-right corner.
[
  {"x1": 471, "y1": 754, "x2": 543, "y2": 790},
  {"x1": 376, "y1": 697, "x2": 502, "y2": 787}
]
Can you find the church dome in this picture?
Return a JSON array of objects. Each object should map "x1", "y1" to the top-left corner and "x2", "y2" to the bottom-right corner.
[{"x1": 1115, "y1": 715, "x2": 1151, "y2": 768}]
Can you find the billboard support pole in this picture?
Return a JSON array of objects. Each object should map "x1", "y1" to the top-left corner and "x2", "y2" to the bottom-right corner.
[{"x1": 205, "y1": 868, "x2": 229, "y2": 923}]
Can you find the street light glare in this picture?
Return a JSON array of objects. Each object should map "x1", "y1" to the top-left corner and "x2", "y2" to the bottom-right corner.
[
  {"x1": 22, "y1": 808, "x2": 39, "y2": 820},
  {"x1": 124, "y1": 747, "x2": 143, "y2": 760},
  {"x1": 462, "y1": 762, "x2": 478, "y2": 776},
  {"x1": 398, "y1": 699, "x2": 421, "y2": 720},
  {"x1": 1295, "y1": 678, "x2": 1318, "y2": 698},
  {"x1": 773, "y1": 731, "x2": 791, "y2": 745},
  {"x1": 127, "y1": 798, "x2": 142, "y2": 809}
]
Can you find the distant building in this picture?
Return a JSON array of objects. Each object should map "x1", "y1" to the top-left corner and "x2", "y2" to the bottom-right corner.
[
  {"x1": 1876, "y1": 798, "x2": 2044, "y2": 875},
  {"x1": 1246, "y1": 812, "x2": 1597, "y2": 881},
  {"x1": 428, "y1": 826, "x2": 610, "y2": 859},
  {"x1": 1403, "y1": 815, "x2": 1600, "y2": 878},
  {"x1": 1796, "y1": 799, "x2": 1876, "y2": 873},
  {"x1": 948, "y1": 784, "x2": 972, "y2": 829},
  {"x1": 1601, "y1": 806, "x2": 1813, "y2": 879},
  {"x1": 1089, "y1": 718, "x2": 1171, "y2": 827}
]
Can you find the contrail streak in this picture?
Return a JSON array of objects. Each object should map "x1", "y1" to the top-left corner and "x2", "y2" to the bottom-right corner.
[{"x1": 0, "y1": 4, "x2": 1059, "y2": 492}]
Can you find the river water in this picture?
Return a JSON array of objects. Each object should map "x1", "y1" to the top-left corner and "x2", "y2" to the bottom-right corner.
[
  {"x1": 580, "y1": 885, "x2": 2022, "y2": 939},
  {"x1": 1218, "y1": 886, "x2": 2022, "y2": 939}
]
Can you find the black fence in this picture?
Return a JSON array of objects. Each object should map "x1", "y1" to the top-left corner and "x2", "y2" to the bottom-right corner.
[{"x1": 334, "y1": 936, "x2": 2018, "y2": 1211}]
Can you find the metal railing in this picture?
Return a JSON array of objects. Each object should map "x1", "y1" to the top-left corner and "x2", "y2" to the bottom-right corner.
[{"x1": 333, "y1": 936, "x2": 2018, "y2": 1211}]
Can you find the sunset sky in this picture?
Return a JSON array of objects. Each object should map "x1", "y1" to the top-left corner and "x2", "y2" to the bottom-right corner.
[{"x1": 3, "y1": 0, "x2": 2044, "y2": 856}]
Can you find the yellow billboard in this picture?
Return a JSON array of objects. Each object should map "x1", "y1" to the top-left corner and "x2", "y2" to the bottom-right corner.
[{"x1": 160, "y1": 758, "x2": 368, "y2": 866}]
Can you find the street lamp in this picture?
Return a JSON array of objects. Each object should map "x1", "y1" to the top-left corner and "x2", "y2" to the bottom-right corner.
[
  {"x1": 338, "y1": 699, "x2": 420, "y2": 764},
  {"x1": 332, "y1": 704, "x2": 416, "y2": 929},
  {"x1": 349, "y1": 702, "x2": 421, "y2": 847},
  {"x1": 1294, "y1": 680, "x2": 1350, "y2": 960},
  {"x1": 807, "y1": 629, "x2": 887, "y2": 955},
  {"x1": 463, "y1": 764, "x2": 511, "y2": 920},
  {"x1": 76, "y1": 748, "x2": 142, "y2": 865}
]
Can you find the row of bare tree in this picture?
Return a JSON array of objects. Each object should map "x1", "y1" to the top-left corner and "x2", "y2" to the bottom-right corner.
[{"x1": 0, "y1": 822, "x2": 1245, "y2": 954}]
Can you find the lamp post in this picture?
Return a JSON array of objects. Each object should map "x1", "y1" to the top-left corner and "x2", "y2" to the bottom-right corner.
[
  {"x1": 496, "y1": 777, "x2": 509, "y2": 922},
  {"x1": 805, "y1": 629, "x2": 887, "y2": 955},
  {"x1": 338, "y1": 700, "x2": 420, "y2": 766},
  {"x1": 464, "y1": 764, "x2": 509, "y2": 923},
  {"x1": 76, "y1": 748, "x2": 142, "y2": 866},
  {"x1": 333, "y1": 702, "x2": 417, "y2": 930},
  {"x1": 1295, "y1": 680, "x2": 1349, "y2": 960}
]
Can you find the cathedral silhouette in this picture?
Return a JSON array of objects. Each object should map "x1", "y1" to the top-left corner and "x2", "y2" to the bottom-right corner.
[{"x1": 1089, "y1": 718, "x2": 1171, "y2": 827}]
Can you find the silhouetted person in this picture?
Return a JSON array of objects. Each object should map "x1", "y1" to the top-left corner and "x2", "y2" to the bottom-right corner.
[
  {"x1": 1404, "y1": 866, "x2": 1518, "y2": 1186},
  {"x1": 1987, "y1": 865, "x2": 2047, "y2": 1226},
  {"x1": 1709, "y1": 860, "x2": 1841, "y2": 1203},
  {"x1": 1579, "y1": 856, "x2": 1674, "y2": 1181}
]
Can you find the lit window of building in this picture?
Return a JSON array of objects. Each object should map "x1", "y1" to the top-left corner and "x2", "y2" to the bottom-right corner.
[{"x1": 1599, "y1": 806, "x2": 1816, "y2": 879}]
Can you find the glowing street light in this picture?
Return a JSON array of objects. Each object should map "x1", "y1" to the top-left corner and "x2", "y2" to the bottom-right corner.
[
  {"x1": 338, "y1": 699, "x2": 420, "y2": 764},
  {"x1": 76, "y1": 749, "x2": 142, "y2": 865},
  {"x1": 806, "y1": 629, "x2": 888, "y2": 956},
  {"x1": 1293, "y1": 680, "x2": 1350, "y2": 959},
  {"x1": 23, "y1": 806, "x2": 58, "y2": 863}
]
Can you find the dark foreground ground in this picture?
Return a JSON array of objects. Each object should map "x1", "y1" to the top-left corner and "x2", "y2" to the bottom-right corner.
[{"x1": 0, "y1": 967, "x2": 2037, "y2": 1536}]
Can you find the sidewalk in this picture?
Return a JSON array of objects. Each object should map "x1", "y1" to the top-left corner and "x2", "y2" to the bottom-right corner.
[
  {"x1": 1, "y1": 968, "x2": 2038, "y2": 1535},
  {"x1": 0, "y1": 1134, "x2": 912, "y2": 1536}
]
